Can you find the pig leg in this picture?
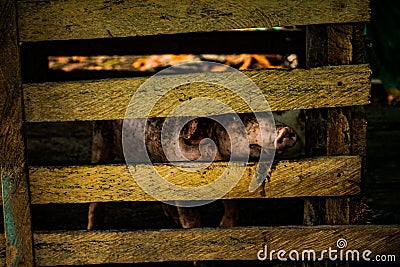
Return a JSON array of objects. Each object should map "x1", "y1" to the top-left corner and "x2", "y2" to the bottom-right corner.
[
  {"x1": 177, "y1": 207, "x2": 201, "y2": 229},
  {"x1": 163, "y1": 204, "x2": 202, "y2": 229},
  {"x1": 163, "y1": 203, "x2": 201, "y2": 229},
  {"x1": 164, "y1": 119, "x2": 204, "y2": 229},
  {"x1": 88, "y1": 203, "x2": 105, "y2": 230},
  {"x1": 162, "y1": 203, "x2": 181, "y2": 226},
  {"x1": 87, "y1": 121, "x2": 117, "y2": 230},
  {"x1": 219, "y1": 200, "x2": 240, "y2": 227}
]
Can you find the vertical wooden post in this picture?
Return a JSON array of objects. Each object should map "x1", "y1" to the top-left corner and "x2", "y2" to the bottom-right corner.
[
  {"x1": 303, "y1": 22, "x2": 368, "y2": 267},
  {"x1": 0, "y1": 1, "x2": 35, "y2": 266},
  {"x1": 304, "y1": 108, "x2": 327, "y2": 225},
  {"x1": 326, "y1": 24, "x2": 360, "y2": 226},
  {"x1": 304, "y1": 23, "x2": 367, "y2": 226},
  {"x1": 304, "y1": 24, "x2": 330, "y2": 226},
  {"x1": 350, "y1": 23, "x2": 368, "y2": 225}
]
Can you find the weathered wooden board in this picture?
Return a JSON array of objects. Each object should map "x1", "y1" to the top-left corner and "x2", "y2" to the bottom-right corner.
[
  {"x1": 0, "y1": 0, "x2": 35, "y2": 266},
  {"x1": 304, "y1": 24, "x2": 370, "y2": 228},
  {"x1": 17, "y1": 0, "x2": 370, "y2": 42},
  {"x1": 24, "y1": 65, "x2": 371, "y2": 122},
  {"x1": 325, "y1": 24, "x2": 366, "y2": 226},
  {"x1": 30, "y1": 225, "x2": 400, "y2": 265},
  {"x1": 327, "y1": 108, "x2": 352, "y2": 156},
  {"x1": 25, "y1": 156, "x2": 361, "y2": 204},
  {"x1": 351, "y1": 106, "x2": 367, "y2": 157},
  {"x1": 0, "y1": 234, "x2": 5, "y2": 267}
]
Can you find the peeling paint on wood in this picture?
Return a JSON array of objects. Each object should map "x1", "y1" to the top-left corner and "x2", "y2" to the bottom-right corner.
[
  {"x1": 0, "y1": 0, "x2": 34, "y2": 266},
  {"x1": 2, "y1": 176, "x2": 21, "y2": 266}
]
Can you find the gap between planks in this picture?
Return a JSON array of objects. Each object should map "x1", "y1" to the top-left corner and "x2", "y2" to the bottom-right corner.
[
  {"x1": 23, "y1": 65, "x2": 371, "y2": 122},
  {"x1": 24, "y1": 156, "x2": 362, "y2": 204}
]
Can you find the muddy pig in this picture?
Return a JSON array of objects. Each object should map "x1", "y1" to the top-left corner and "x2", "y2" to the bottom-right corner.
[{"x1": 87, "y1": 113, "x2": 297, "y2": 230}]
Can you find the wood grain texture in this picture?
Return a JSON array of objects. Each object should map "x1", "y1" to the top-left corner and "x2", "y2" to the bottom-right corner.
[
  {"x1": 327, "y1": 24, "x2": 354, "y2": 65},
  {"x1": 305, "y1": 25, "x2": 329, "y2": 68},
  {"x1": 352, "y1": 23, "x2": 368, "y2": 64},
  {"x1": 303, "y1": 198, "x2": 326, "y2": 226},
  {"x1": 304, "y1": 23, "x2": 370, "y2": 228},
  {"x1": 304, "y1": 24, "x2": 345, "y2": 226},
  {"x1": 26, "y1": 156, "x2": 361, "y2": 204},
  {"x1": 32, "y1": 225, "x2": 399, "y2": 265},
  {"x1": 325, "y1": 197, "x2": 350, "y2": 225},
  {"x1": 348, "y1": 104, "x2": 367, "y2": 223},
  {"x1": 327, "y1": 108, "x2": 352, "y2": 156},
  {"x1": 0, "y1": 234, "x2": 5, "y2": 267},
  {"x1": 351, "y1": 106, "x2": 367, "y2": 156},
  {"x1": 306, "y1": 23, "x2": 367, "y2": 68},
  {"x1": 24, "y1": 65, "x2": 371, "y2": 122},
  {"x1": 0, "y1": 0, "x2": 34, "y2": 266},
  {"x1": 325, "y1": 24, "x2": 364, "y2": 226},
  {"x1": 305, "y1": 109, "x2": 327, "y2": 157},
  {"x1": 17, "y1": 0, "x2": 370, "y2": 42},
  {"x1": 303, "y1": 104, "x2": 327, "y2": 225}
]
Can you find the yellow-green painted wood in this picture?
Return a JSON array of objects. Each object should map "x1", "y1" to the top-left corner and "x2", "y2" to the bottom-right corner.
[
  {"x1": 27, "y1": 156, "x2": 361, "y2": 204},
  {"x1": 32, "y1": 225, "x2": 399, "y2": 265},
  {"x1": 18, "y1": 0, "x2": 370, "y2": 42},
  {"x1": 24, "y1": 65, "x2": 371, "y2": 122}
]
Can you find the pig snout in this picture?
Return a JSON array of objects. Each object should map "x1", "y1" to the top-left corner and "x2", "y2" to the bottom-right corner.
[{"x1": 274, "y1": 126, "x2": 297, "y2": 154}]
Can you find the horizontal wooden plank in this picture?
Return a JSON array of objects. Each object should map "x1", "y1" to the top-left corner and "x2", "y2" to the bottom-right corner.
[
  {"x1": 17, "y1": 0, "x2": 370, "y2": 42},
  {"x1": 24, "y1": 65, "x2": 371, "y2": 122},
  {"x1": 32, "y1": 225, "x2": 399, "y2": 265},
  {"x1": 28, "y1": 156, "x2": 361, "y2": 204}
]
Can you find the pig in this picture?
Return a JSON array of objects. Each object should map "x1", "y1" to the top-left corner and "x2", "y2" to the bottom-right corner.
[{"x1": 87, "y1": 114, "x2": 297, "y2": 230}]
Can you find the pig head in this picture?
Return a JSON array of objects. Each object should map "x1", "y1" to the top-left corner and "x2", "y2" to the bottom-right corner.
[
  {"x1": 121, "y1": 114, "x2": 297, "y2": 163},
  {"x1": 88, "y1": 113, "x2": 297, "y2": 230}
]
